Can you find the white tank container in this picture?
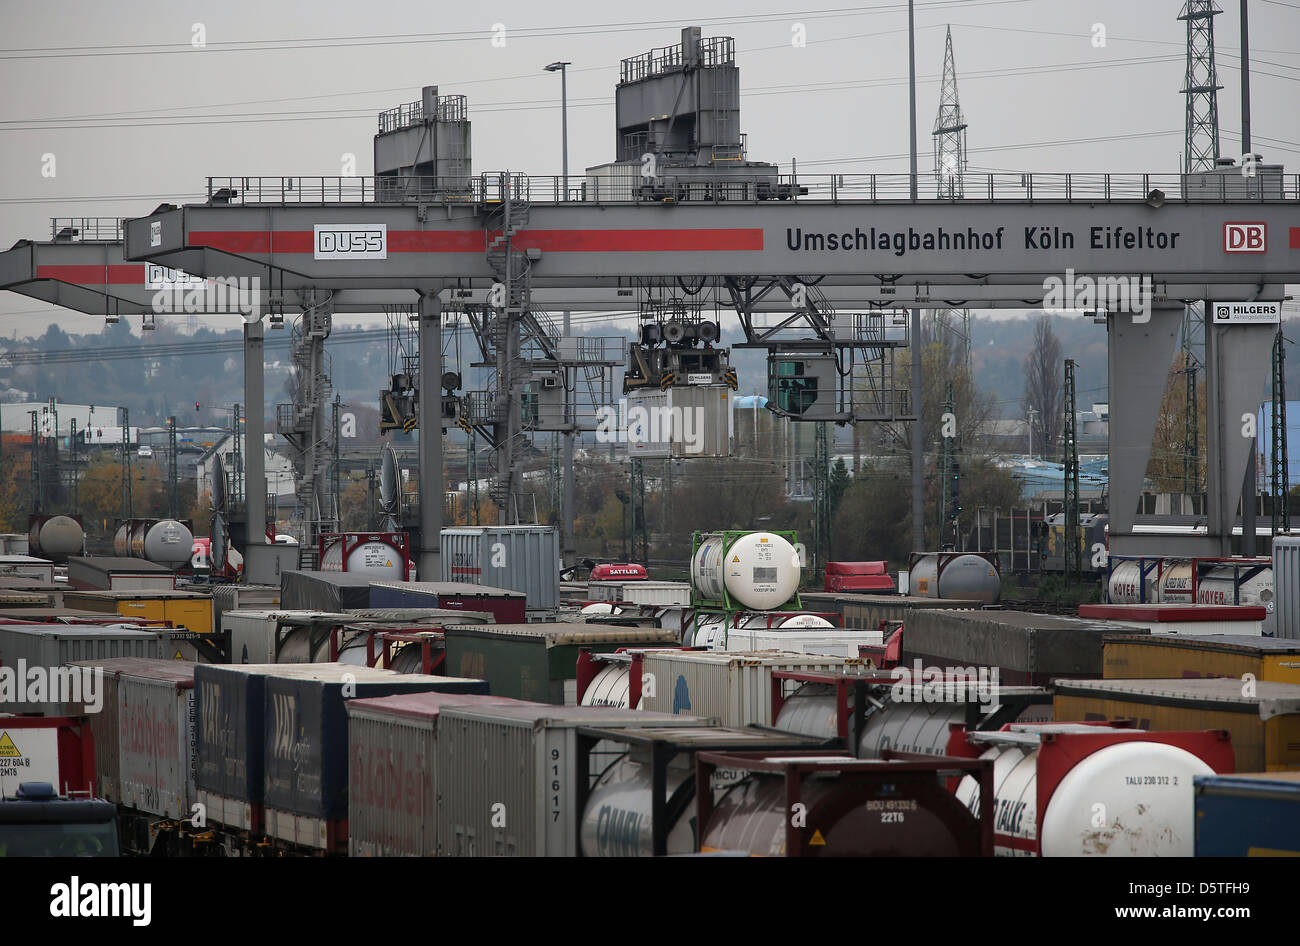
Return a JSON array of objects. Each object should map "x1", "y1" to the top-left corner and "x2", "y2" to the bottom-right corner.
[
  {"x1": 738, "y1": 613, "x2": 833, "y2": 629},
  {"x1": 1197, "y1": 565, "x2": 1275, "y2": 634},
  {"x1": 579, "y1": 755, "x2": 695, "y2": 856},
  {"x1": 320, "y1": 538, "x2": 406, "y2": 581},
  {"x1": 578, "y1": 663, "x2": 640, "y2": 709},
  {"x1": 580, "y1": 602, "x2": 616, "y2": 615},
  {"x1": 1107, "y1": 560, "x2": 1160, "y2": 604},
  {"x1": 689, "y1": 613, "x2": 729, "y2": 649},
  {"x1": 953, "y1": 732, "x2": 1215, "y2": 856},
  {"x1": 691, "y1": 532, "x2": 801, "y2": 611}
]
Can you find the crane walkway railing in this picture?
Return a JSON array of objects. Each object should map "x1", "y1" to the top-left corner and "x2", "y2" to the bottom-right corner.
[{"x1": 204, "y1": 171, "x2": 1300, "y2": 206}]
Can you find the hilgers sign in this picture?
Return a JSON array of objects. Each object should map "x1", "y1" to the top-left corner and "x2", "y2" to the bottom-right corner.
[
  {"x1": 314, "y1": 224, "x2": 387, "y2": 260},
  {"x1": 1212, "y1": 301, "x2": 1281, "y2": 324},
  {"x1": 783, "y1": 224, "x2": 1182, "y2": 257}
]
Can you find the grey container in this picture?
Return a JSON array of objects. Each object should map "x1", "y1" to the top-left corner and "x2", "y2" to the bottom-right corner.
[
  {"x1": 281, "y1": 570, "x2": 373, "y2": 611},
  {"x1": 441, "y1": 525, "x2": 560, "y2": 609},
  {"x1": 67, "y1": 661, "x2": 122, "y2": 801},
  {"x1": 1274, "y1": 537, "x2": 1299, "y2": 640},
  {"x1": 0, "y1": 625, "x2": 165, "y2": 714},
  {"x1": 212, "y1": 584, "x2": 280, "y2": 640},
  {"x1": 840, "y1": 595, "x2": 981, "y2": 629},
  {"x1": 67, "y1": 555, "x2": 176, "y2": 592},
  {"x1": 346, "y1": 691, "x2": 534, "y2": 857},
  {"x1": 902, "y1": 609, "x2": 1147, "y2": 685},
  {"x1": 435, "y1": 703, "x2": 712, "y2": 857}
]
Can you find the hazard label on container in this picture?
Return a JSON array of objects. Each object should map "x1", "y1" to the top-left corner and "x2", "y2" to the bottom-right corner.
[
  {"x1": 809, "y1": 829, "x2": 826, "y2": 846},
  {"x1": 0, "y1": 733, "x2": 19, "y2": 757},
  {"x1": 732, "y1": 555, "x2": 740, "y2": 562}
]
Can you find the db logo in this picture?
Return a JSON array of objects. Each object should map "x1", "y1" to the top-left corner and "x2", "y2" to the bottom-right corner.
[{"x1": 1223, "y1": 222, "x2": 1266, "y2": 253}]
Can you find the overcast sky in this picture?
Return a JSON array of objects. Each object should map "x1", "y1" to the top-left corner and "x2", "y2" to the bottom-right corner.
[{"x1": 1, "y1": 0, "x2": 1297, "y2": 336}]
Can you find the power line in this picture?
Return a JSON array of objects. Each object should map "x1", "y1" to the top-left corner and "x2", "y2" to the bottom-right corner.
[{"x1": 0, "y1": 0, "x2": 1037, "y2": 60}]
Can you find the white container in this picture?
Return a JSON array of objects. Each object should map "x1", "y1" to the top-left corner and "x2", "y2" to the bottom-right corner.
[
  {"x1": 622, "y1": 581, "x2": 691, "y2": 606},
  {"x1": 720, "y1": 628, "x2": 884, "y2": 657},
  {"x1": 639, "y1": 650, "x2": 860, "y2": 727},
  {"x1": 223, "y1": 609, "x2": 352, "y2": 664},
  {"x1": 435, "y1": 703, "x2": 712, "y2": 856},
  {"x1": 624, "y1": 385, "x2": 733, "y2": 459},
  {"x1": 578, "y1": 663, "x2": 639, "y2": 708},
  {"x1": 953, "y1": 725, "x2": 1218, "y2": 856},
  {"x1": 691, "y1": 532, "x2": 801, "y2": 610}
]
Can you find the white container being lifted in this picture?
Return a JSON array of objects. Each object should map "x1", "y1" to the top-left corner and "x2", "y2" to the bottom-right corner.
[
  {"x1": 691, "y1": 532, "x2": 802, "y2": 611},
  {"x1": 950, "y1": 723, "x2": 1234, "y2": 856}
]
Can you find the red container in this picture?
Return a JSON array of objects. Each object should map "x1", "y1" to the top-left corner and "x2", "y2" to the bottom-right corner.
[
  {"x1": 0, "y1": 716, "x2": 95, "y2": 798},
  {"x1": 824, "y1": 561, "x2": 896, "y2": 593}
]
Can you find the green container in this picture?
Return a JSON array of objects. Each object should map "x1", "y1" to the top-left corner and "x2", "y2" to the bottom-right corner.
[{"x1": 443, "y1": 623, "x2": 680, "y2": 704}]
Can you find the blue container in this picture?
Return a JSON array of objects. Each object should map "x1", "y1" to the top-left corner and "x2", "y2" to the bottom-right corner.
[
  {"x1": 195, "y1": 663, "x2": 279, "y2": 804},
  {"x1": 1194, "y1": 773, "x2": 1300, "y2": 856},
  {"x1": 261, "y1": 665, "x2": 488, "y2": 820}
]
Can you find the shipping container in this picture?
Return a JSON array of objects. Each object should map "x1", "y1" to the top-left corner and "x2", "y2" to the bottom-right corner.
[
  {"x1": 435, "y1": 703, "x2": 711, "y2": 856},
  {"x1": 623, "y1": 385, "x2": 733, "y2": 459},
  {"x1": 1053, "y1": 677, "x2": 1300, "y2": 771},
  {"x1": 346, "y1": 691, "x2": 537, "y2": 856},
  {"x1": 902, "y1": 609, "x2": 1141, "y2": 685},
  {"x1": 1078, "y1": 602, "x2": 1266, "y2": 636},
  {"x1": 63, "y1": 590, "x2": 217, "y2": 662},
  {"x1": 193, "y1": 663, "x2": 283, "y2": 831},
  {"x1": 444, "y1": 622, "x2": 680, "y2": 703},
  {"x1": 695, "y1": 749, "x2": 994, "y2": 856},
  {"x1": 0, "y1": 555, "x2": 55, "y2": 583},
  {"x1": 68, "y1": 658, "x2": 196, "y2": 820},
  {"x1": 840, "y1": 595, "x2": 981, "y2": 630},
  {"x1": 0, "y1": 716, "x2": 95, "y2": 799},
  {"x1": 223, "y1": 609, "x2": 353, "y2": 664},
  {"x1": 441, "y1": 525, "x2": 560, "y2": 609},
  {"x1": 1275, "y1": 537, "x2": 1300, "y2": 640},
  {"x1": 621, "y1": 582, "x2": 692, "y2": 606},
  {"x1": 639, "y1": 650, "x2": 862, "y2": 727},
  {"x1": 67, "y1": 556, "x2": 177, "y2": 592},
  {"x1": 1103, "y1": 633, "x2": 1300, "y2": 684},
  {"x1": 0, "y1": 624, "x2": 165, "y2": 714},
  {"x1": 368, "y1": 580, "x2": 527, "y2": 623},
  {"x1": 1194, "y1": 771, "x2": 1300, "y2": 856},
  {"x1": 719, "y1": 628, "x2": 884, "y2": 657},
  {"x1": 212, "y1": 583, "x2": 280, "y2": 641},
  {"x1": 281, "y1": 570, "x2": 372, "y2": 612},
  {"x1": 262, "y1": 665, "x2": 487, "y2": 851}
]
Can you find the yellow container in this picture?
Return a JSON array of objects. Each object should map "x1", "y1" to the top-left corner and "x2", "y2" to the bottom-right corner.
[
  {"x1": 62, "y1": 590, "x2": 213, "y2": 636},
  {"x1": 1103, "y1": 634, "x2": 1300, "y2": 685},
  {"x1": 1053, "y1": 677, "x2": 1300, "y2": 772}
]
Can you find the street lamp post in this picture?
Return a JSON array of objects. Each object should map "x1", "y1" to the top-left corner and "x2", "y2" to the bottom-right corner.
[{"x1": 545, "y1": 59, "x2": 576, "y2": 568}]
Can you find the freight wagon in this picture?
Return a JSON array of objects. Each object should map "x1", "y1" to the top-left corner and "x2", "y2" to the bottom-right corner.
[{"x1": 193, "y1": 662, "x2": 489, "y2": 855}]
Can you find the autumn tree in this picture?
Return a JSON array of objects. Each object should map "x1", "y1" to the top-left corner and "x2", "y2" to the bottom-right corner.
[
  {"x1": 1022, "y1": 316, "x2": 1064, "y2": 458},
  {"x1": 1147, "y1": 350, "x2": 1207, "y2": 493}
]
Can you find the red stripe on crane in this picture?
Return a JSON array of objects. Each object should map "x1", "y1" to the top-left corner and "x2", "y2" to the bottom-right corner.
[{"x1": 35, "y1": 264, "x2": 147, "y2": 285}]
